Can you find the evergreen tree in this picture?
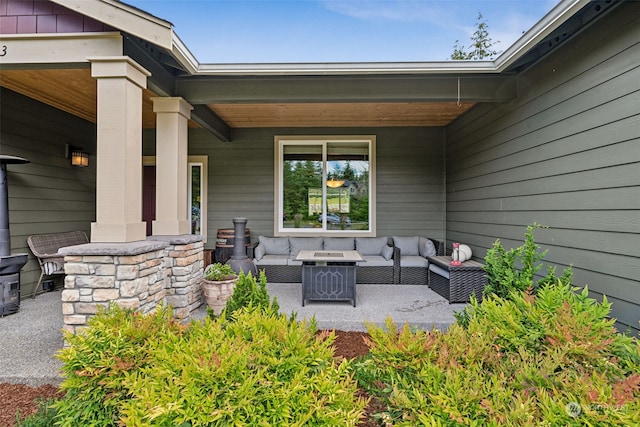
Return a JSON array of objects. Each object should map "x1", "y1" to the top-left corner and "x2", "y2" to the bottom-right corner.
[{"x1": 451, "y1": 13, "x2": 500, "y2": 60}]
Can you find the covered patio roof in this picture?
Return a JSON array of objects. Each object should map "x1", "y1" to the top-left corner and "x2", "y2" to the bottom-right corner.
[{"x1": 0, "y1": 0, "x2": 619, "y2": 142}]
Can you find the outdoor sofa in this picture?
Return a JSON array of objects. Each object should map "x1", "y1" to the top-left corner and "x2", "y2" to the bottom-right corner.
[
  {"x1": 250, "y1": 235, "x2": 445, "y2": 285},
  {"x1": 392, "y1": 236, "x2": 445, "y2": 285},
  {"x1": 251, "y1": 236, "x2": 400, "y2": 284}
]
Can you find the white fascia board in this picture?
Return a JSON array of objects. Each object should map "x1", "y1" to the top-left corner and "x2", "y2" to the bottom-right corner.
[
  {"x1": 195, "y1": 60, "x2": 498, "y2": 77},
  {"x1": 170, "y1": 33, "x2": 200, "y2": 75},
  {"x1": 494, "y1": 0, "x2": 590, "y2": 71},
  {"x1": 0, "y1": 32, "x2": 123, "y2": 66},
  {"x1": 50, "y1": 0, "x2": 173, "y2": 50}
]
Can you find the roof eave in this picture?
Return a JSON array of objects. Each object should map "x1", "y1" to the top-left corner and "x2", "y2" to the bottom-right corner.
[
  {"x1": 50, "y1": 0, "x2": 589, "y2": 78},
  {"x1": 50, "y1": 0, "x2": 174, "y2": 49},
  {"x1": 494, "y1": 0, "x2": 591, "y2": 72},
  {"x1": 194, "y1": 60, "x2": 498, "y2": 76}
]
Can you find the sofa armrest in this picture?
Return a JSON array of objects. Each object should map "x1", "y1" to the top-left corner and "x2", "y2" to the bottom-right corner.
[
  {"x1": 392, "y1": 245, "x2": 401, "y2": 284},
  {"x1": 247, "y1": 241, "x2": 259, "y2": 259},
  {"x1": 432, "y1": 239, "x2": 445, "y2": 256}
]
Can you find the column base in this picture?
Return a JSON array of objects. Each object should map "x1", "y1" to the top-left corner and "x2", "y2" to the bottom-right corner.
[
  {"x1": 152, "y1": 219, "x2": 190, "y2": 236},
  {"x1": 91, "y1": 222, "x2": 147, "y2": 243}
]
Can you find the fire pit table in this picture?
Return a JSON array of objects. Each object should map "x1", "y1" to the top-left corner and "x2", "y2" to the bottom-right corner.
[{"x1": 296, "y1": 250, "x2": 363, "y2": 307}]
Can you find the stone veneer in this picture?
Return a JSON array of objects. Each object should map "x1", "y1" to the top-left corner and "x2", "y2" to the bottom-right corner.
[{"x1": 59, "y1": 235, "x2": 203, "y2": 334}]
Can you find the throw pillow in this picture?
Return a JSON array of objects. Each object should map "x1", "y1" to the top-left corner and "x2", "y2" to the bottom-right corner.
[
  {"x1": 254, "y1": 244, "x2": 265, "y2": 260},
  {"x1": 419, "y1": 237, "x2": 437, "y2": 257},
  {"x1": 381, "y1": 244, "x2": 394, "y2": 260}
]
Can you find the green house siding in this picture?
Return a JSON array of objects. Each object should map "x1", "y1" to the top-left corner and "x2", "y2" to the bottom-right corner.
[
  {"x1": 445, "y1": 2, "x2": 640, "y2": 334},
  {"x1": 187, "y1": 126, "x2": 446, "y2": 243},
  {"x1": 0, "y1": 88, "x2": 96, "y2": 297}
]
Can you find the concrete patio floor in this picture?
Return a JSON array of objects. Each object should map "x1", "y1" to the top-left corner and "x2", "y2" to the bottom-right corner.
[{"x1": 0, "y1": 284, "x2": 465, "y2": 386}]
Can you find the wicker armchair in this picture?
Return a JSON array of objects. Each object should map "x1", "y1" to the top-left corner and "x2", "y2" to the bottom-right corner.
[
  {"x1": 394, "y1": 237, "x2": 444, "y2": 285},
  {"x1": 27, "y1": 231, "x2": 89, "y2": 298}
]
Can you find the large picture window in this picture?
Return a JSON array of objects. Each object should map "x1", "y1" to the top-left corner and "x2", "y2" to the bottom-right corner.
[{"x1": 275, "y1": 136, "x2": 375, "y2": 236}]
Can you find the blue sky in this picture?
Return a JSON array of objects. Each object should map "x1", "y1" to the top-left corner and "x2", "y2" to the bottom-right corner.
[{"x1": 125, "y1": 0, "x2": 559, "y2": 63}]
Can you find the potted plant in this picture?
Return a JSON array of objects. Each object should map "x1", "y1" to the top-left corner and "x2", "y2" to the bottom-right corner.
[{"x1": 201, "y1": 263, "x2": 238, "y2": 315}]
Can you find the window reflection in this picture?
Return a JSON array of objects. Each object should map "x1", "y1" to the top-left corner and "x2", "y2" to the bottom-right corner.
[{"x1": 280, "y1": 139, "x2": 371, "y2": 233}]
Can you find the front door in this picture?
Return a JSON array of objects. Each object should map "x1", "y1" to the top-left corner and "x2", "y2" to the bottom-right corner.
[{"x1": 142, "y1": 166, "x2": 156, "y2": 236}]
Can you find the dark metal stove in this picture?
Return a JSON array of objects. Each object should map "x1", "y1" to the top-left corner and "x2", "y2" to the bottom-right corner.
[
  {"x1": 0, "y1": 155, "x2": 30, "y2": 316},
  {"x1": 226, "y1": 217, "x2": 258, "y2": 276}
]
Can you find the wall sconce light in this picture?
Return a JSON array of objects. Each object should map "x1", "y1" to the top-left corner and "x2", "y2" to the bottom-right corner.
[
  {"x1": 71, "y1": 150, "x2": 89, "y2": 167},
  {"x1": 65, "y1": 144, "x2": 89, "y2": 167}
]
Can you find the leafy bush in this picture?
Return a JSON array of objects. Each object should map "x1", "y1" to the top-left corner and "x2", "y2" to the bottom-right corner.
[
  {"x1": 203, "y1": 262, "x2": 236, "y2": 281},
  {"x1": 355, "y1": 282, "x2": 640, "y2": 426},
  {"x1": 223, "y1": 270, "x2": 279, "y2": 317},
  {"x1": 119, "y1": 308, "x2": 366, "y2": 426},
  {"x1": 15, "y1": 398, "x2": 60, "y2": 427},
  {"x1": 53, "y1": 305, "x2": 365, "y2": 426},
  {"x1": 483, "y1": 223, "x2": 572, "y2": 300},
  {"x1": 53, "y1": 304, "x2": 184, "y2": 426}
]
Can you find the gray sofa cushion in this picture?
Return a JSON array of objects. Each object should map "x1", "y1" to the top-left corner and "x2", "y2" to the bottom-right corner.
[
  {"x1": 356, "y1": 237, "x2": 389, "y2": 255},
  {"x1": 429, "y1": 263, "x2": 450, "y2": 279},
  {"x1": 287, "y1": 257, "x2": 303, "y2": 267},
  {"x1": 419, "y1": 237, "x2": 437, "y2": 257},
  {"x1": 323, "y1": 237, "x2": 355, "y2": 251},
  {"x1": 254, "y1": 244, "x2": 266, "y2": 260},
  {"x1": 258, "y1": 236, "x2": 290, "y2": 255},
  {"x1": 381, "y1": 245, "x2": 393, "y2": 261},
  {"x1": 254, "y1": 254, "x2": 289, "y2": 266},
  {"x1": 358, "y1": 255, "x2": 394, "y2": 267},
  {"x1": 289, "y1": 237, "x2": 323, "y2": 256},
  {"x1": 393, "y1": 236, "x2": 420, "y2": 256},
  {"x1": 400, "y1": 255, "x2": 429, "y2": 268}
]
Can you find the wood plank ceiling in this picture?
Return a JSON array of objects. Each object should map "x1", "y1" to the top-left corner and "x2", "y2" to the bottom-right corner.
[{"x1": 0, "y1": 68, "x2": 475, "y2": 130}]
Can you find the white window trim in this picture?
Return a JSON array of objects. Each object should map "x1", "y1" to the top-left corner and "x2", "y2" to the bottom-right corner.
[
  {"x1": 188, "y1": 156, "x2": 208, "y2": 242},
  {"x1": 274, "y1": 135, "x2": 376, "y2": 237}
]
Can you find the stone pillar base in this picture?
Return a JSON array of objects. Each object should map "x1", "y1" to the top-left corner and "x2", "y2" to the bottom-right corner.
[{"x1": 59, "y1": 235, "x2": 204, "y2": 334}]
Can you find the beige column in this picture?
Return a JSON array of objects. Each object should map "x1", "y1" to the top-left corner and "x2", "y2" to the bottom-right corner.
[
  {"x1": 89, "y1": 57, "x2": 150, "y2": 243},
  {"x1": 151, "y1": 97, "x2": 193, "y2": 235}
]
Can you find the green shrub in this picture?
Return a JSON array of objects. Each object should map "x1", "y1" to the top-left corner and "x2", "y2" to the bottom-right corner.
[
  {"x1": 203, "y1": 262, "x2": 236, "y2": 281},
  {"x1": 53, "y1": 305, "x2": 365, "y2": 426},
  {"x1": 483, "y1": 223, "x2": 572, "y2": 300},
  {"x1": 355, "y1": 282, "x2": 640, "y2": 426},
  {"x1": 53, "y1": 304, "x2": 184, "y2": 426},
  {"x1": 15, "y1": 398, "x2": 60, "y2": 427},
  {"x1": 119, "y1": 307, "x2": 366, "y2": 426},
  {"x1": 220, "y1": 270, "x2": 279, "y2": 318}
]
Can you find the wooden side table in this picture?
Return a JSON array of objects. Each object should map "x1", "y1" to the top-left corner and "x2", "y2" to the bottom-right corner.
[{"x1": 427, "y1": 255, "x2": 487, "y2": 303}]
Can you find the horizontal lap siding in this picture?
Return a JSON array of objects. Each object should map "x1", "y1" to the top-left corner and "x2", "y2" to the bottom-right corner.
[
  {"x1": 445, "y1": 2, "x2": 640, "y2": 334},
  {"x1": 1, "y1": 88, "x2": 96, "y2": 297},
  {"x1": 188, "y1": 127, "x2": 445, "y2": 244}
]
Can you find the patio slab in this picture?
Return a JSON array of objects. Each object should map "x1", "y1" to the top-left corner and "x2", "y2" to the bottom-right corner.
[
  {"x1": 0, "y1": 284, "x2": 465, "y2": 385},
  {"x1": 263, "y1": 283, "x2": 466, "y2": 332}
]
